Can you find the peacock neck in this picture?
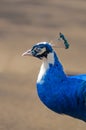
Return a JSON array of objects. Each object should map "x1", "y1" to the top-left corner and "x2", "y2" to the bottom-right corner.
[
  {"x1": 37, "y1": 51, "x2": 66, "y2": 83},
  {"x1": 51, "y1": 51, "x2": 67, "y2": 79}
]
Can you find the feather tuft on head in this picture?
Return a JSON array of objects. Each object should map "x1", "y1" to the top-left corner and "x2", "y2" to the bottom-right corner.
[{"x1": 50, "y1": 33, "x2": 70, "y2": 49}]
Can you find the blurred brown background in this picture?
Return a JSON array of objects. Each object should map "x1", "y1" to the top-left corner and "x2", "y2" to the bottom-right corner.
[{"x1": 0, "y1": 0, "x2": 86, "y2": 130}]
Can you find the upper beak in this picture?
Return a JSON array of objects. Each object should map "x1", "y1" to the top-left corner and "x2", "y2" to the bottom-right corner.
[{"x1": 22, "y1": 49, "x2": 32, "y2": 56}]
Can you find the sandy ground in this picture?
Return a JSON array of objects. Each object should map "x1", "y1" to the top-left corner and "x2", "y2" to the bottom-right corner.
[{"x1": 0, "y1": 0, "x2": 86, "y2": 130}]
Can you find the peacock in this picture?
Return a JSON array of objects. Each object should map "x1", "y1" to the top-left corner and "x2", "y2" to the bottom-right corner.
[{"x1": 22, "y1": 33, "x2": 86, "y2": 122}]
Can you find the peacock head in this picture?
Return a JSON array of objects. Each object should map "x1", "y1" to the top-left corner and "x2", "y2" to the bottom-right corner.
[
  {"x1": 22, "y1": 42, "x2": 53, "y2": 60},
  {"x1": 22, "y1": 33, "x2": 69, "y2": 60}
]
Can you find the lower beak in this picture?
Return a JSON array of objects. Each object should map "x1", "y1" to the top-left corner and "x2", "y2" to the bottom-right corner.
[{"x1": 22, "y1": 49, "x2": 32, "y2": 56}]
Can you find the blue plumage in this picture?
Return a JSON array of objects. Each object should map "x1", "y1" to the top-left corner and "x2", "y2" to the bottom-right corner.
[{"x1": 22, "y1": 42, "x2": 86, "y2": 122}]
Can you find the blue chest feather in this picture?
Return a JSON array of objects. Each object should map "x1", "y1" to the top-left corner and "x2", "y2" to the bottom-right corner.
[{"x1": 36, "y1": 52, "x2": 86, "y2": 121}]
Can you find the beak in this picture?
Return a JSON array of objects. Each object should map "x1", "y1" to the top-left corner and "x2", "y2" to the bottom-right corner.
[{"x1": 22, "y1": 49, "x2": 32, "y2": 56}]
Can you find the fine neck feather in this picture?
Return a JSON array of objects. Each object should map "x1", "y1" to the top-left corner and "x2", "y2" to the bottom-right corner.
[{"x1": 37, "y1": 51, "x2": 66, "y2": 83}]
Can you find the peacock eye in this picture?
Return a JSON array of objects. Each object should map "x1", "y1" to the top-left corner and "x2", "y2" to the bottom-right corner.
[{"x1": 34, "y1": 47, "x2": 41, "y2": 52}]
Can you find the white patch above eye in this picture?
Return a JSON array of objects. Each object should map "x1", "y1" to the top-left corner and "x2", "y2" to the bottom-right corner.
[
  {"x1": 37, "y1": 42, "x2": 48, "y2": 45},
  {"x1": 36, "y1": 42, "x2": 52, "y2": 47}
]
